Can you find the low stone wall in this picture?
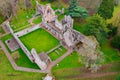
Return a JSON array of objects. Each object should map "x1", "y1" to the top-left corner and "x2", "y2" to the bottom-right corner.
[
  {"x1": 5, "y1": 22, "x2": 34, "y2": 62},
  {"x1": 31, "y1": 48, "x2": 47, "y2": 70},
  {"x1": 0, "y1": 40, "x2": 47, "y2": 73},
  {"x1": 15, "y1": 24, "x2": 41, "y2": 37}
]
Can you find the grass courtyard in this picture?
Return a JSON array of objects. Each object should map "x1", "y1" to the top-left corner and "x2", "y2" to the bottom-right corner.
[
  {"x1": 101, "y1": 41, "x2": 120, "y2": 63},
  {"x1": 0, "y1": 27, "x2": 67, "y2": 69},
  {"x1": 10, "y1": 9, "x2": 33, "y2": 31},
  {"x1": 33, "y1": 16, "x2": 42, "y2": 24},
  {"x1": 0, "y1": 50, "x2": 45, "y2": 80},
  {"x1": 20, "y1": 28, "x2": 59, "y2": 53},
  {"x1": 15, "y1": 49, "x2": 39, "y2": 69},
  {"x1": 0, "y1": 0, "x2": 120, "y2": 80},
  {"x1": 53, "y1": 52, "x2": 83, "y2": 70},
  {"x1": 0, "y1": 48, "x2": 120, "y2": 80},
  {"x1": 49, "y1": 46, "x2": 67, "y2": 61},
  {"x1": 0, "y1": 26, "x2": 5, "y2": 34},
  {"x1": 1, "y1": 34, "x2": 39, "y2": 69}
]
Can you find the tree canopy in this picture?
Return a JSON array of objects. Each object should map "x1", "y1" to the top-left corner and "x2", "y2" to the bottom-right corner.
[
  {"x1": 83, "y1": 14, "x2": 109, "y2": 44},
  {"x1": 68, "y1": 0, "x2": 88, "y2": 18},
  {"x1": 110, "y1": 11, "x2": 120, "y2": 35},
  {"x1": 97, "y1": 0, "x2": 114, "y2": 20},
  {"x1": 111, "y1": 35, "x2": 120, "y2": 50}
]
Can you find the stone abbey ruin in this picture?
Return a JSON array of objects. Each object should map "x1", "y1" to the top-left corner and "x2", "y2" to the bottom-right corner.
[{"x1": 5, "y1": 1, "x2": 103, "y2": 73}]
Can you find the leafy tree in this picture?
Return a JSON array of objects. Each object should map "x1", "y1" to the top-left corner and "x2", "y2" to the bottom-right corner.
[
  {"x1": 48, "y1": 0, "x2": 55, "y2": 2},
  {"x1": 0, "y1": 0, "x2": 18, "y2": 20},
  {"x1": 41, "y1": 0, "x2": 55, "y2": 2},
  {"x1": 97, "y1": 0, "x2": 114, "y2": 20},
  {"x1": 111, "y1": 35, "x2": 120, "y2": 50},
  {"x1": 110, "y1": 11, "x2": 120, "y2": 35},
  {"x1": 83, "y1": 14, "x2": 108, "y2": 44},
  {"x1": 68, "y1": 0, "x2": 88, "y2": 18},
  {"x1": 118, "y1": 27, "x2": 120, "y2": 35},
  {"x1": 116, "y1": 75, "x2": 120, "y2": 80},
  {"x1": 107, "y1": 23, "x2": 118, "y2": 37},
  {"x1": 111, "y1": 12, "x2": 120, "y2": 27}
]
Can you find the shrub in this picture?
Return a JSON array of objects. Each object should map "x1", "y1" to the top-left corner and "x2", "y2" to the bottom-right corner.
[
  {"x1": 83, "y1": 14, "x2": 108, "y2": 45},
  {"x1": 116, "y1": 75, "x2": 120, "y2": 80},
  {"x1": 68, "y1": 0, "x2": 88, "y2": 18},
  {"x1": 111, "y1": 35, "x2": 120, "y2": 50},
  {"x1": 97, "y1": 0, "x2": 114, "y2": 20},
  {"x1": 107, "y1": 23, "x2": 118, "y2": 37}
]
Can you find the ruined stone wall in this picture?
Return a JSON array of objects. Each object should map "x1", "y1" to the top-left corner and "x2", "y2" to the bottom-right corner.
[
  {"x1": 15, "y1": 24, "x2": 40, "y2": 37},
  {"x1": 5, "y1": 22, "x2": 34, "y2": 62},
  {"x1": 31, "y1": 49, "x2": 47, "y2": 70}
]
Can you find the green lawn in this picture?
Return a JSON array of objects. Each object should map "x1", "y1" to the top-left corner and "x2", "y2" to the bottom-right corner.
[
  {"x1": 52, "y1": 68, "x2": 82, "y2": 80},
  {"x1": 49, "y1": 46, "x2": 67, "y2": 61},
  {"x1": 1, "y1": 34, "x2": 13, "y2": 53},
  {"x1": 15, "y1": 49, "x2": 39, "y2": 69},
  {"x1": 20, "y1": 28, "x2": 59, "y2": 53},
  {"x1": 10, "y1": 9, "x2": 33, "y2": 31},
  {"x1": 53, "y1": 52, "x2": 83, "y2": 70},
  {"x1": 58, "y1": 14, "x2": 65, "y2": 21},
  {"x1": 0, "y1": 27, "x2": 5, "y2": 34},
  {"x1": 101, "y1": 41, "x2": 120, "y2": 63},
  {"x1": 9, "y1": 0, "x2": 64, "y2": 31},
  {"x1": 1, "y1": 34, "x2": 13, "y2": 42},
  {"x1": 0, "y1": 49, "x2": 119, "y2": 80},
  {"x1": 107, "y1": 0, "x2": 120, "y2": 23},
  {"x1": 64, "y1": 75, "x2": 118, "y2": 80},
  {"x1": 73, "y1": 19, "x2": 120, "y2": 64},
  {"x1": 52, "y1": 52, "x2": 83, "y2": 79},
  {"x1": 0, "y1": 50, "x2": 45, "y2": 80},
  {"x1": 39, "y1": 0, "x2": 62, "y2": 9},
  {"x1": 1, "y1": 1, "x2": 120, "y2": 79},
  {"x1": 9, "y1": 0, "x2": 67, "y2": 32},
  {"x1": 73, "y1": 22, "x2": 86, "y2": 34},
  {"x1": 10, "y1": 0, "x2": 37, "y2": 31},
  {"x1": 9, "y1": 0, "x2": 38, "y2": 32},
  {"x1": 33, "y1": 16, "x2": 42, "y2": 24},
  {"x1": 113, "y1": 0, "x2": 120, "y2": 15},
  {"x1": 52, "y1": 62, "x2": 120, "y2": 80},
  {"x1": 1, "y1": 34, "x2": 39, "y2": 69}
]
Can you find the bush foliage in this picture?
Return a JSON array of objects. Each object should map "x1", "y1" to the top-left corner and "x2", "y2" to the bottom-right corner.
[
  {"x1": 68, "y1": 0, "x2": 88, "y2": 18},
  {"x1": 83, "y1": 14, "x2": 108, "y2": 44},
  {"x1": 97, "y1": 0, "x2": 114, "y2": 20},
  {"x1": 111, "y1": 35, "x2": 120, "y2": 50}
]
